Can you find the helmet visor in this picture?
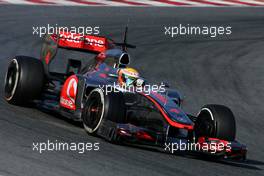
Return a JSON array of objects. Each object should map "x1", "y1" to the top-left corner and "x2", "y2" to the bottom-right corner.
[{"x1": 125, "y1": 75, "x2": 136, "y2": 86}]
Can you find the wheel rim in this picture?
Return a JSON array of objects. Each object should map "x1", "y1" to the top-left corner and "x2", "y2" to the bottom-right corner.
[
  {"x1": 87, "y1": 97, "x2": 103, "y2": 128},
  {"x1": 195, "y1": 111, "x2": 215, "y2": 138},
  {"x1": 5, "y1": 59, "x2": 19, "y2": 100},
  {"x1": 83, "y1": 89, "x2": 104, "y2": 133}
]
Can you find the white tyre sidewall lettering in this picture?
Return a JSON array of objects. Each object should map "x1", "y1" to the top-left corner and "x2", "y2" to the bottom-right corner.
[
  {"x1": 197, "y1": 108, "x2": 214, "y2": 121},
  {"x1": 5, "y1": 59, "x2": 19, "y2": 101}
]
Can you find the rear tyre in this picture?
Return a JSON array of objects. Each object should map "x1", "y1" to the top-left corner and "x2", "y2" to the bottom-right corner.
[
  {"x1": 4, "y1": 56, "x2": 45, "y2": 105},
  {"x1": 195, "y1": 104, "x2": 236, "y2": 141},
  {"x1": 82, "y1": 88, "x2": 126, "y2": 134}
]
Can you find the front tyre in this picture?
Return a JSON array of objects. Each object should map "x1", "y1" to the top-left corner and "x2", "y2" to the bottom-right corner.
[
  {"x1": 4, "y1": 56, "x2": 45, "y2": 105},
  {"x1": 82, "y1": 88, "x2": 126, "y2": 134},
  {"x1": 195, "y1": 104, "x2": 236, "y2": 141}
]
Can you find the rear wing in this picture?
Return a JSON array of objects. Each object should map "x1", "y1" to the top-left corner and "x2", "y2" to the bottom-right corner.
[
  {"x1": 50, "y1": 31, "x2": 114, "y2": 53},
  {"x1": 40, "y1": 31, "x2": 115, "y2": 76}
]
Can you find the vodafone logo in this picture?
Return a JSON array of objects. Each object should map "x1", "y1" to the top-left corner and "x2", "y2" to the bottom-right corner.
[
  {"x1": 59, "y1": 33, "x2": 105, "y2": 47},
  {"x1": 85, "y1": 37, "x2": 104, "y2": 47}
]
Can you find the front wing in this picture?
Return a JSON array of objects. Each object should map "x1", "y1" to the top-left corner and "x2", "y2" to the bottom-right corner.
[{"x1": 97, "y1": 120, "x2": 247, "y2": 160}]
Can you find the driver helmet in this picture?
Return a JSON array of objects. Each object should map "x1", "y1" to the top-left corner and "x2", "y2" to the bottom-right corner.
[{"x1": 118, "y1": 67, "x2": 139, "y2": 87}]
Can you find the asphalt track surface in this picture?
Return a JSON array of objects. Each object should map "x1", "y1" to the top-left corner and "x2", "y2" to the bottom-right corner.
[{"x1": 0, "y1": 5, "x2": 264, "y2": 176}]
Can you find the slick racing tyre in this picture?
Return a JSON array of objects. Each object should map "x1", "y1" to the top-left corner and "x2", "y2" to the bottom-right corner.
[
  {"x1": 194, "y1": 104, "x2": 236, "y2": 141},
  {"x1": 4, "y1": 56, "x2": 45, "y2": 105},
  {"x1": 82, "y1": 88, "x2": 126, "y2": 134}
]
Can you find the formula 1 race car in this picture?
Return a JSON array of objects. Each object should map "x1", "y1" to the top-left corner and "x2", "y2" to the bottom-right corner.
[{"x1": 4, "y1": 28, "x2": 247, "y2": 160}]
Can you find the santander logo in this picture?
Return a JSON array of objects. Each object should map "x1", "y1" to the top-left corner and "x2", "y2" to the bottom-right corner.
[{"x1": 67, "y1": 77, "x2": 78, "y2": 104}]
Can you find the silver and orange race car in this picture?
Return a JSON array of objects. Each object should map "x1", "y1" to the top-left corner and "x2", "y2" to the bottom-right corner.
[{"x1": 4, "y1": 29, "x2": 247, "y2": 160}]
